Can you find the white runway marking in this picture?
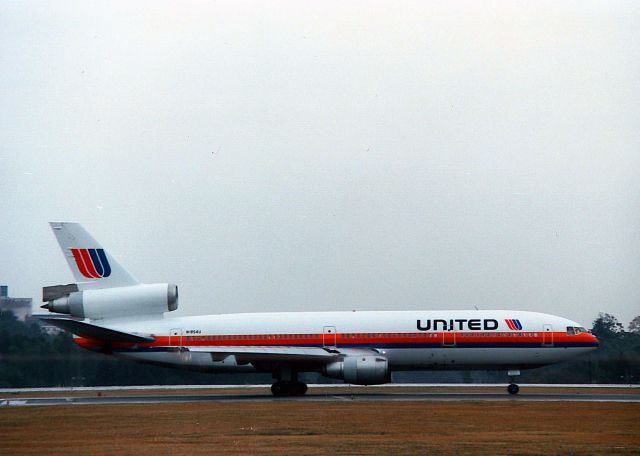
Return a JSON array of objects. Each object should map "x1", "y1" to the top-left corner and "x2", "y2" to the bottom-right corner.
[{"x1": 1, "y1": 392, "x2": 638, "y2": 407}]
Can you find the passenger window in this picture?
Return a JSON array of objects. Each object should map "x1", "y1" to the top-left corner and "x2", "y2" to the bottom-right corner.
[{"x1": 566, "y1": 327, "x2": 575, "y2": 335}]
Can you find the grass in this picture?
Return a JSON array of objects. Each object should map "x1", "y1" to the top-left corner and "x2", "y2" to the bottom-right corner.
[{"x1": 1, "y1": 400, "x2": 639, "y2": 455}]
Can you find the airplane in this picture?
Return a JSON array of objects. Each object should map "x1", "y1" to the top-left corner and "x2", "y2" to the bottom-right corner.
[{"x1": 39, "y1": 222, "x2": 599, "y2": 396}]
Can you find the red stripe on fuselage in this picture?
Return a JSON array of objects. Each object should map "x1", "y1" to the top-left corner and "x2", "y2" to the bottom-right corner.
[{"x1": 73, "y1": 331, "x2": 597, "y2": 350}]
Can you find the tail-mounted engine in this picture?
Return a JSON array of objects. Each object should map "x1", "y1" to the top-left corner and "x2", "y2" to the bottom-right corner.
[
  {"x1": 323, "y1": 355, "x2": 390, "y2": 385},
  {"x1": 42, "y1": 283, "x2": 179, "y2": 319}
]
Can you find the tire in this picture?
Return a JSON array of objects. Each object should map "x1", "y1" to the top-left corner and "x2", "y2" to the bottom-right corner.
[
  {"x1": 293, "y1": 381, "x2": 308, "y2": 396},
  {"x1": 507, "y1": 383, "x2": 520, "y2": 395},
  {"x1": 271, "y1": 382, "x2": 284, "y2": 396},
  {"x1": 271, "y1": 381, "x2": 308, "y2": 396}
]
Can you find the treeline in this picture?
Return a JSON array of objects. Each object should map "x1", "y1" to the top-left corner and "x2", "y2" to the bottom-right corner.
[
  {"x1": 0, "y1": 311, "x2": 638, "y2": 388},
  {"x1": 0, "y1": 312, "x2": 272, "y2": 388}
]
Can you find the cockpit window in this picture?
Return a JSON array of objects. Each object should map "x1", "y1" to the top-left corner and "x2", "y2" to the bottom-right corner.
[{"x1": 566, "y1": 326, "x2": 575, "y2": 335}]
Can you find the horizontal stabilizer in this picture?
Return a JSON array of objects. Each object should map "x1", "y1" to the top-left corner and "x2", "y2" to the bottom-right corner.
[
  {"x1": 37, "y1": 316, "x2": 155, "y2": 343},
  {"x1": 43, "y1": 283, "x2": 79, "y2": 302}
]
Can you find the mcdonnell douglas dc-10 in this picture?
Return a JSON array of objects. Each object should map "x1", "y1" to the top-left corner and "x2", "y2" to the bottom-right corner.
[{"x1": 40, "y1": 222, "x2": 599, "y2": 396}]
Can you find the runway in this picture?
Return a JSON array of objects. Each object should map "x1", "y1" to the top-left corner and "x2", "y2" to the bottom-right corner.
[{"x1": 2, "y1": 391, "x2": 639, "y2": 407}]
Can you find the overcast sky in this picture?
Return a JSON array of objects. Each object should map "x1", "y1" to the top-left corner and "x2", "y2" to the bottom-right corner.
[{"x1": 1, "y1": 1, "x2": 638, "y2": 327}]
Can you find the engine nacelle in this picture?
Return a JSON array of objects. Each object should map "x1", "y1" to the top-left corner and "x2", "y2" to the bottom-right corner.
[
  {"x1": 42, "y1": 283, "x2": 178, "y2": 319},
  {"x1": 323, "y1": 355, "x2": 391, "y2": 385}
]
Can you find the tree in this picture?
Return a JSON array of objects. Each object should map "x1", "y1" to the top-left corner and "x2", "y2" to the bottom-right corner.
[
  {"x1": 591, "y1": 312, "x2": 624, "y2": 339},
  {"x1": 629, "y1": 316, "x2": 640, "y2": 334}
]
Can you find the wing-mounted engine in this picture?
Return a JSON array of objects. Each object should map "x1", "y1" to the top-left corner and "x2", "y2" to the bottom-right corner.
[
  {"x1": 323, "y1": 355, "x2": 391, "y2": 385},
  {"x1": 41, "y1": 283, "x2": 179, "y2": 319}
]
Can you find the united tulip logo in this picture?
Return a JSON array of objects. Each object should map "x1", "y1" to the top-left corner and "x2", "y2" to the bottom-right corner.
[
  {"x1": 71, "y1": 248, "x2": 111, "y2": 279},
  {"x1": 505, "y1": 319, "x2": 523, "y2": 330}
]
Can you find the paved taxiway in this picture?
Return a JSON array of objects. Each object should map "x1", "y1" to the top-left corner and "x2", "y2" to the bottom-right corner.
[{"x1": 2, "y1": 392, "x2": 638, "y2": 407}]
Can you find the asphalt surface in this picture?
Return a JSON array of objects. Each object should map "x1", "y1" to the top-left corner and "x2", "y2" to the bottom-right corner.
[{"x1": 2, "y1": 392, "x2": 639, "y2": 407}]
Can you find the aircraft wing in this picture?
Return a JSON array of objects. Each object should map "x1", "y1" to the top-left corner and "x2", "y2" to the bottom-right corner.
[{"x1": 187, "y1": 345, "x2": 380, "y2": 364}]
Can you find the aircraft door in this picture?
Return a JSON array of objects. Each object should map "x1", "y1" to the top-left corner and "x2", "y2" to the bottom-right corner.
[
  {"x1": 170, "y1": 328, "x2": 183, "y2": 350},
  {"x1": 323, "y1": 326, "x2": 337, "y2": 349},
  {"x1": 542, "y1": 324, "x2": 553, "y2": 347},
  {"x1": 442, "y1": 330, "x2": 456, "y2": 347}
]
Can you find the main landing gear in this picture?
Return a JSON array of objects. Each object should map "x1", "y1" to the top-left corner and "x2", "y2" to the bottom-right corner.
[
  {"x1": 507, "y1": 369, "x2": 520, "y2": 395},
  {"x1": 271, "y1": 381, "x2": 308, "y2": 396},
  {"x1": 271, "y1": 366, "x2": 308, "y2": 396}
]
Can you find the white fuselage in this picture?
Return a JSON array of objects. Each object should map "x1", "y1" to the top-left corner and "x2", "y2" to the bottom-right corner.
[{"x1": 76, "y1": 309, "x2": 598, "y2": 375}]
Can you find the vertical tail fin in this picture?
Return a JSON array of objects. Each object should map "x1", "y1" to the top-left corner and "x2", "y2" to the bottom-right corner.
[{"x1": 49, "y1": 222, "x2": 138, "y2": 289}]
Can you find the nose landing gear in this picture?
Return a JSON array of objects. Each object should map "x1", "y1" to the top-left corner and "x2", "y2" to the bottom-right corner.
[{"x1": 507, "y1": 369, "x2": 520, "y2": 395}]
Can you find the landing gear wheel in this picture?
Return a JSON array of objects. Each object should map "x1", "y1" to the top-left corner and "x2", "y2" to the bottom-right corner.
[
  {"x1": 507, "y1": 383, "x2": 520, "y2": 395},
  {"x1": 271, "y1": 381, "x2": 308, "y2": 396},
  {"x1": 271, "y1": 382, "x2": 285, "y2": 396},
  {"x1": 293, "y1": 381, "x2": 308, "y2": 395}
]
